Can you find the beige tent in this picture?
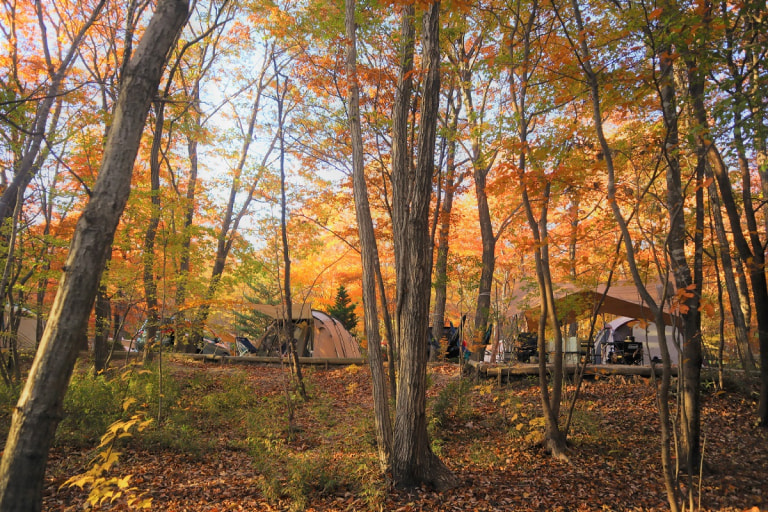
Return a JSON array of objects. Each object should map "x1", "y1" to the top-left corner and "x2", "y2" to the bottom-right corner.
[{"x1": 247, "y1": 305, "x2": 361, "y2": 359}]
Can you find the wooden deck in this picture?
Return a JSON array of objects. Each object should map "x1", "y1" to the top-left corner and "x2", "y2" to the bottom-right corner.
[{"x1": 473, "y1": 361, "x2": 679, "y2": 381}]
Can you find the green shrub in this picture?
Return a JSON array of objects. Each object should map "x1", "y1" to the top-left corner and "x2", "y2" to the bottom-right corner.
[
  {"x1": 56, "y1": 364, "x2": 176, "y2": 448},
  {"x1": 0, "y1": 384, "x2": 20, "y2": 441},
  {"x1": 141, "y1": 420, "x2": 207, "y2": 456},
  {"x1": 430, "y1": 377, "x2": 473, "y2": 427},
  {"x1": 58, "y1": 373, "x2": 123, "y2": 447}
]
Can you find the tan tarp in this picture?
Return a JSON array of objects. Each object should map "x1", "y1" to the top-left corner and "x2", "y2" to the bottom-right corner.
[
  {"x1": 251, "y1": 303, "x2": 314, "y2": 320},
  {"x1": 506, "y1": 280, "x2": 676, "y2": 330}
]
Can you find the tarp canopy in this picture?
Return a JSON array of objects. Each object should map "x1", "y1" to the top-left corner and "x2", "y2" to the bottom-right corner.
[
  {"x1": 251, "y1": 303, "x2": 314, "y2": 320},
  {"x1": 505, "y1": 280, "x2": 676, "y2": 331}
]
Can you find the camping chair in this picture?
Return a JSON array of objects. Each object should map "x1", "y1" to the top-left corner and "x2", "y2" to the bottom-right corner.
[{"x1": 235, "y1": 336, "x2": 259, "y2": 356}]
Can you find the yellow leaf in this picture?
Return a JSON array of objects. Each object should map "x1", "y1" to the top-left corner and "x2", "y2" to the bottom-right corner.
[
  {"x1": 117, "y1": 475, "x2": 133, "y2": 489},
  {"x1": 123, "y1": 397, "x2": 138, "y2": 412}
]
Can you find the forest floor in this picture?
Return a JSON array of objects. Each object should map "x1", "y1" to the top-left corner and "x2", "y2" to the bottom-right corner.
[{"x1": 41, "y1": 357, "x2": 768, "y2": 511}]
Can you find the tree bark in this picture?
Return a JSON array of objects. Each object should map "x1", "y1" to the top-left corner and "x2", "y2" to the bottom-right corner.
[
  {"x1": 472, "y1": 165, "x2": 495, "y2": 358},
  {"x1": 432, "y1": 86, "x2": 462, "y2": 356},
  {"x1": 683, "y1": 0, "x2": 768, "y2": 426},
  {"x1": 390, "y1": 1, "x2": 458, "y2": 491},
  {"x1": 523, "y1": 180, "x2": 568, "y2": 459},
  {"x1": 390, "y1": 2, "x2": 415, "y2": 353},
  {"x1": 92, "y1": 266, "x2": 111, "y2": 375},
  {"x1": 0, "y1": 2, "x2": 188, "y2": 509},
  {"x1": 707, "y1": 177, "x2": 754, "y2": 372},
  {"x1": 345, "y1": 0, "x2": 393, "y2": 471},
  {"x1": 141, "y1": 98, "x2": 165, "y2": 353},
  {"x1": 709, "y1": 144, "x2": 768, "y2": 425},
  {"x1": 275, "y1": 62, "x2": 307, "y2": 400}
]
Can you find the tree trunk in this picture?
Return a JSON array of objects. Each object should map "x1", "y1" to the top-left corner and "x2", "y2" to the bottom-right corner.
[
  {"x1": 275, "y1": 63, "x2": 306, "y2": 400},
  {"x1": 432, "y1": 87, "x2": 461, "y2": 355},
  {"x1": 710, "y1": 144, "x2": 768, "y2": 425},
  {"x1": 676, "y1": 56, "x2": 706, "y2": 476},
  {"x1": 472, "y1": 166, "x2": 495, "y2": 359},
  {"x1": 522, "y1": 178, "x2": 568, "y2": 459},
  {"x1": 376, "y1": 263, "x2": 397, "y2": 399},
  {"x1": 190, "y1": 54, "x2": 271, "y2": 345},
  {"x1": 390, "y1": 2, "x2": 415, "y2": 354},
  {"x1": 345, "y1": 0, "x2": 393, "y2": 471},
  {"x1": 92, "y1": 273, "x2": 111, "y2": 375},
  {"x1": 0, "y1": 2, "x2": 188, "y2": 510},
  {"x1": 141, "y1": 98, "x2": 166, "y2": 353},
  {"x1": 390, "y1": 1, "x2": 458, "y2": 491},
  {"x1": 174, "y1": 87, "x2": 200, "y2": 326},
  {"x1": 707, "y1": 177, "x2": 754, "y2": 372}
]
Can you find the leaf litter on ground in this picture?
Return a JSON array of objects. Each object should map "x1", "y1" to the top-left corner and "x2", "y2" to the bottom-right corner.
[{"x1": 42, "y1": 360, "x2": 767, "y2": 511}]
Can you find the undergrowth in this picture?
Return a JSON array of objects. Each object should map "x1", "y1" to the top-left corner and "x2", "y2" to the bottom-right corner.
[{"x1": 245, "y1": 379, "x2": 384, "y2": 511}]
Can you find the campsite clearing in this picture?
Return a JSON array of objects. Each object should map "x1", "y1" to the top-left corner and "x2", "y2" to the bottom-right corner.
[{"x1": 39, "y1": 359, "x2": 767, "y2": 511}]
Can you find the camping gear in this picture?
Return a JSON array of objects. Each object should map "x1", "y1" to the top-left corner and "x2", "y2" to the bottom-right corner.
[
  {"x1": 249, "y1": 306, "x2": 361, "y2": 359},
  {"x1": 200, "y1": 337, "x2": 231, "y2": 356},
  {"x1": 506, "y1": 280, "x2": 677, "y2": 331},
  {"x1": 444, "y1": 318, "x2": 464, "y2": 360},
  {"x1": 235, "y1": 336, "x2": 259, "y2": 356},
  {"x1": 594, "y1": 317, "x2": 680, "y2": 366},
  {"x1": 515, "y1": 332, "x2": 538, "y2": 363},
  {"x1": 602, "y1": 335, "x2": 643, "y2": 365}
]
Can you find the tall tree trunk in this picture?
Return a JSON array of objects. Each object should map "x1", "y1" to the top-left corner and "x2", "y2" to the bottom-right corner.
[
  {"x1": 190, "y1": 54, "x2": 273, "y2": 344},
  {"x1": 558, "y1": 0, "x2": 681, "y2": 506},
  {"x1": 390, "y1": 1, "x2": 458, "y2": 490},
  {"x1": 717, "y1": 0, "x2": 767, "y2": 420},
  {"x1": 431, "y1": 89, "x2": 461, "y2": 355},
  {"x1": 743, "y1": 3, "x2": 768, "y2": 238},
  {"x1": 452, "y1": 36, "x2": 497, "y2": 359},
  {"x1": 376, "y1": 265, "x2": 397, "y2": 399},
  {"x1": 707, "y1": 161, "x2": 753, "y2": 371},
  {"x1": 174, "y1": 87, "x2": 200, "y2": 325},
  {"x1": 0, "y1": 3, "x2": 188, "y2": 509},
  {"x1": 141, "y1": 99, "x2": 165, "y2": 353},
  {"x1": 567, "y1": 194, "x2": 580, "y2": 339},
  {"x1": 671, "y1": 56, "x2": 705, "y2": 478},
  {"x1": 472, "y1": 166, "x2": 495, "y2": 358},
  {"x1": 390, "y1": 2, "x2": 415, "y2": 353},
  {"x1": 709, "y1": 144, "x2": 768, "y2": 426},
  {"x1": 508, "y1": 0, "x2": 566, "y2": 457},
  {"x1": 274, "y1": 63, "x2": 306, "y2": 400},
  {"x1": 345, "y1": 0, "x2": 393, "y2": 471},
  {"x1": 522, "y1": 179, "x2": 568, "y2": 459},
  {"x1": 92, "y1": 265, "x2": 111, "y2": 374}
]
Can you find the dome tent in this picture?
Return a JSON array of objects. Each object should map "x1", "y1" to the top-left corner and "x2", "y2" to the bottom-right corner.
[
  {"x1": 594, "y1": 316, "x2": 681, "y2": 366},
  {"x1": 241, "y1": 304, "x2": 361, "y2": 359}
]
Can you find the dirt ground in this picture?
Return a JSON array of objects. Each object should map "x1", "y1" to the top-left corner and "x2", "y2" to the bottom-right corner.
[{"x1": 42, "y1": 360, "x2": 768, "y2": 511}]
